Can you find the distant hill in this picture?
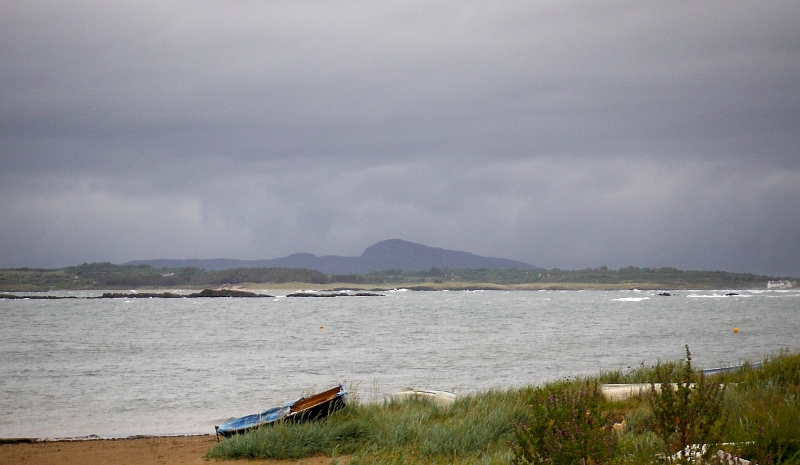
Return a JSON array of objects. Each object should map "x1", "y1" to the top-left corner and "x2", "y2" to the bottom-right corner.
[{"x1": 124, "y1": 239, "x2": 539, "y2": 274}]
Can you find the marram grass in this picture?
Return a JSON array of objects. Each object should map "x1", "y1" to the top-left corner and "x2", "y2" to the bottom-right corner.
[
  {"x1": 207, "y1": 350, "x2": 800, "y2": 464},
  {"x1": 207, "y1": 387, "x2": 535, "y2": 464}
]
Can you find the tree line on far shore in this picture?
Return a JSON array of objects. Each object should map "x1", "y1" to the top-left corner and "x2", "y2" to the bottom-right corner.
[{"x1": 0, "y1": 261, "x2": 789, "y2": 292}]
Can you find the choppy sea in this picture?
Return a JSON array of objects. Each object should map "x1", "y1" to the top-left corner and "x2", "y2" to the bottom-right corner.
[{"x1": 1, "y1": 288, "x2": 798, "y2": 439}]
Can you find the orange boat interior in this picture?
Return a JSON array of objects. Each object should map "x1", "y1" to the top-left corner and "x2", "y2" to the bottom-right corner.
[{"x1": 289, "y1": 385, "x2": 343, "y2": 414}]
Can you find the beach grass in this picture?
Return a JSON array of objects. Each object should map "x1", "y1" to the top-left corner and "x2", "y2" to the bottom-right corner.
[
  {"x1": 206, "y1": 350, "x2": 800, "y2": 464},
  {"x1": 207, "y1": 387, "x2": 533, "y2": 464}
]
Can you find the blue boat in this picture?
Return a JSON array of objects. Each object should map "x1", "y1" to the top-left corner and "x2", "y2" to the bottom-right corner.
[{"x1": 215, "y1": 383, "x2": 347, "y2": 438}]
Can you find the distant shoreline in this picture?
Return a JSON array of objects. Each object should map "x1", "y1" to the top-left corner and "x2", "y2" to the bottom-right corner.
[
  {"x1": 0, "y1": 280, "x2": 786, "y2": 294},
  {"x1": 2, "y1": 262, "x2": 793, "y2": 293}
]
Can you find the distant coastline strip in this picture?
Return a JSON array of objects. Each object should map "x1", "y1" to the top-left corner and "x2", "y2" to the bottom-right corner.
[
  {"x1": 0, "y1": 289, "x2": 273, "y2": 299},
  {"x1": 0, "y1": 289, "x2": 388, "y2": 299}
]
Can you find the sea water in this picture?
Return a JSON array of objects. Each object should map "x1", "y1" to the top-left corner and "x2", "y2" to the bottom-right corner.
[{"x1": 0, "y1": 288, "x2": 798, "y2": 438}]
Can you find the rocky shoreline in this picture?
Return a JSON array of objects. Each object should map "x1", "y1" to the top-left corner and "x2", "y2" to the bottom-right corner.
[{"x1": 0, "y1": 289, "x2": 273, "y2": 299}]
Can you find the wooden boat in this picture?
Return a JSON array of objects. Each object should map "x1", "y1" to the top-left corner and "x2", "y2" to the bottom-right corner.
[{"x1": 215, "y1": 383, "x2": 347, "y2": 438}]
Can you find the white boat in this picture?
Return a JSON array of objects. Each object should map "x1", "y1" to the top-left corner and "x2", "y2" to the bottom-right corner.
[{"x1": 389, "y1": 388, "x2": 457, "y2": 407}]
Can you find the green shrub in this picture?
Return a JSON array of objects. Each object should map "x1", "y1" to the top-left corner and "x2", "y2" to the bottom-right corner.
[
  {"x1": 512, "y1": 381, "x2": 619, "y2": 465},
  {"x1": 647, "y1": 346, "x2": 726, "y2": 464}
]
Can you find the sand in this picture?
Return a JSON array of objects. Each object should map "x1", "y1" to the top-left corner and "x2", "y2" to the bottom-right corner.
[{"x1": 0, "y1": 435, "x2": 345, "y2": 465}]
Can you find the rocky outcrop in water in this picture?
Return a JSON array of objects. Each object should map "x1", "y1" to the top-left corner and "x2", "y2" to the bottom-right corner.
[{"x1": 0, "y1": 289, "x2": 274, "y2": 299}]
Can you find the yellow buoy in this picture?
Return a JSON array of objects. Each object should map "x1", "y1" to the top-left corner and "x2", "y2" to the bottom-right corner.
[
  {"x1": 320, "y1": 326, "x2": 324, "y2": 330},
  {"x1": 733, "y1": 327, "x2": 739, "y2": 333}
]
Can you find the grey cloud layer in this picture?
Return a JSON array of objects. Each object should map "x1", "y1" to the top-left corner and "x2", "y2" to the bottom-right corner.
[{"x1": 2, "y1": 1, "x2": 799, "y2": 275}]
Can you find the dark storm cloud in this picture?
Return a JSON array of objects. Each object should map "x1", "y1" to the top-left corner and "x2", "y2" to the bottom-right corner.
[{"x1": 1, "y1": 1, "x2": 799, "y2": 276}]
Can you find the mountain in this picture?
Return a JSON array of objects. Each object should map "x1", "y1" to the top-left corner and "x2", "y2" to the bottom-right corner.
[
  {"x1": 358, "y1": 239, "x2": 536, "y2": 272},
  {"x1": 124, "y1": 239, "x2": 538, "y2": 274}
]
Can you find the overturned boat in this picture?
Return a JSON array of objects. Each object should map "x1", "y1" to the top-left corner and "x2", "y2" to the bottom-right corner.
[
  {"x1": 390, "y1": 388, "x2": 457, "y2": 407},
  {"x1": 215, "y1": 383, "x2": 347, "y2": 438}
]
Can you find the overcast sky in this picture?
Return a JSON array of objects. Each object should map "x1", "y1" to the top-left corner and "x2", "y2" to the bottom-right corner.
[{"x1": 2, "y1": 1, "x2": 799, "y2": 277}]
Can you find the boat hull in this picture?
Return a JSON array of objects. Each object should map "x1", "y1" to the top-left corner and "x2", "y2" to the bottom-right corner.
[
  {"x1": 390, "y1": 388, "x2": 457, "y2": 407},
  {"x1": 216, "y1": 384, "x2": 347, "y2": 438}
]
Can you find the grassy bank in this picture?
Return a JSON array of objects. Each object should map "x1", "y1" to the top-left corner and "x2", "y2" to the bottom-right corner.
[{"x1": 206, "y1": 350, "x2": 800, "y2": 464}]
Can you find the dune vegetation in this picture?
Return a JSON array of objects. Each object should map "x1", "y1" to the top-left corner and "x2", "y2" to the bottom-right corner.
[{"x1": 206, "y1": 348, "x2": 800, "y2": 464}]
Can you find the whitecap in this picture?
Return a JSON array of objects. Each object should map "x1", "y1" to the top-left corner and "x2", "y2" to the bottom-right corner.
[{"x1": 687, "y1": 293, "x2": 751, "y2": 298}]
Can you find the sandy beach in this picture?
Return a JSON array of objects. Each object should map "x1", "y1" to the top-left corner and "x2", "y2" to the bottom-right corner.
[{"x1": 0, "y1": 435, "x2": 343, "y2": 465}]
